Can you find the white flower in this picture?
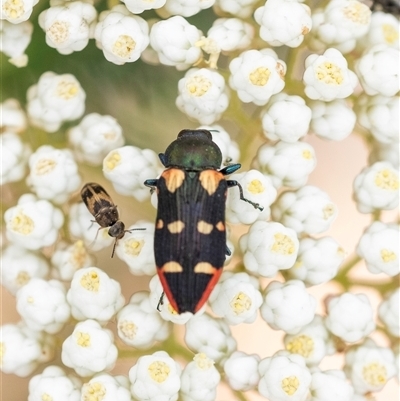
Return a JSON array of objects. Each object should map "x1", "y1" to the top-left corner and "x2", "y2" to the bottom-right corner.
[
  {"x1": 209, "y1": 272, "x2": 263, "y2": 325},
  {"x1": 261, "y1": 280, "x2": 316, "y2": 335},
  {"x1": 28, "y1": 365, "x2": 81, "y2": 401},
  {"x1": 0, "y1": 98, "x2": 27, "y2": 132},
  {"x1": 258, "y1": 351, "x2": 312, "y2": 401},
  {"x1": 353, "y1": 161, "x2": 399, "y2": 213},
  {"x1": 284, "y1": 315, "x2": 335, "y2": 366},
  {"x1": 0, "y1": 0, "x2": 39, "y2": 24},
  {"x1": 1, "y1": 131, "x2": 31, "y2": 184},
  {"x1": 149, "y1": 16, "x2": 202, "y2": 70},
  {"x1": 16, "y1": 278, "x2": 70, "y2": 334},
  {"x1": 325, "y1": 292, "x2": 375, "y2": 343},
  {"x1": 287, "y1": 237, "x2": 345, "y2": 285},
  {"x1": 309, "y1": 99, "x2": 356, "y2": 141},
  {"x1": 378, "y1": 288, "x2": 399, "y2": 338},
  {"x1": 0, "y1": 19, "x2": 33, "y2": 67},
  {"x1": 309, "y1": 369, "x2": 354, "y2": 401},
  {"x1": 254, "y1": 141, "x2": 316, "y2": 189},
  {"x1": 185, "y1": 313, "x2": 237, "y2": 364},
  {"x1": 225, "y1": 169, "x2": 277, "y2": 224},
  {"x1": 272, "y1": 185, "x2": 338, "y2": 235},
  {"x1": 26, "y1": 145, "x2": 81, "y2": 204},
  {"x1": 81, "y1": 373, "x2": 131, "y2": 401},
  {"x1": 51, "y1": 240, "x2": 95, "y2": 281},
  {"x1": 240, "y1": 221, "x2": 299, "y2": 277},
  {"x1": 122, "y1": 0, "x2": 166, "y2": 14},
  {"x1": 38, "y1": 0, "x2": 97, "y2": 55},
  {"x1": 1, "y1": 322, "x2": 55, "y2": 377},
  {"x1": 223, "y1": 351, "x2": 260, "y2": 391},
  {"x1": 162, "y1": 0, "x2": 215, "y2": 18},
  {"x1": 26, "y1": 71, "x2": 86, "y2": 133},
  {"x1": 62, "y1": 319, "x2": 118, "y2": 377},
  {"x1": 355, "y1": 45, "x2": 400, "y2": 96},
  {"x1": 4, "y1": 193, "x2": 64, "y2": 250},
  {"x1": 180, "y1": 353, "x2": 220, "y2": 401},
  {"x1": 229, "y1": 49, "x2": 286, "y2": 106},
  {"x1": 68, "y1": 112, "x2": 125, "y2": 166},
  {"x1": 176, "y1": 67, "x2": 229, "y2": 125},
  {"x1": 356, "y1": 94, "x2": 399, "y2": 145},
  {"x1": 254, "y1": 0, "x2": 312, "y2": 48},
  {"x1": 129, "y1": 351, "x2": 181, "y2": 401},
  {"x1": 303, "y1": 48, "x2": 359, "y2": 101},
  {"x1": 103, "y1": 145, "x2": 161, "y2": 201},
  {"x1": 94, "y1": 5, "x2": 149, "y2": 65},
  {"x1": 356, "y1": 221, "x2": 399, "y2": 276},
  {"x1": 117, "y1": 291, "x2": 171, "y2": 348},
  {"x1": 260, "y1": 93, "x2": 312, "y2": 143},
  {"x1": 67, "y1": 267, "x2": 125, "y2": 323},
  {"x1": 1, "y1": 245, "x2": 49, "y2": 295},
  {"x1": 344, "y1": 338, "x2": 396, "y2": 394},
  {"x1": 214, "y1": 0, "x2": 258, "y2": 19}
]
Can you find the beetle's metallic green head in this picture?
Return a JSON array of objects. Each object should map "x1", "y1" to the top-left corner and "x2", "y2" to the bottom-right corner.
[{"x1": 160, "y1": 129, "x2": 222, "y2": 170}]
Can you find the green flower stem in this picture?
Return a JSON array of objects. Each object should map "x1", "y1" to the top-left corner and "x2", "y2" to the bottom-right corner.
[{"x1": 334, "y1": 254, "x2": 362, "y2": 290}]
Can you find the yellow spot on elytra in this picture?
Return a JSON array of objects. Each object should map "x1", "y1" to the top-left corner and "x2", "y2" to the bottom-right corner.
[
  {"x1": 215, "y1": 221, "x2": 225, "y2": 231},
  {"x1": 342, "y1": 2, "x2": 371, "y2": 24},
  {"x1": 168, "y1": 221, "x2": 185, "y2": 234},
  {"x1": 3, "y1": 0, "x2": 25, "y2": 19},
  {"x1": 163, "y1": 169, "x2": 185, "y2": 193},
  {"x1": 35, "y1": 158, "x2": 56, "y2": 175},
  {"x1": 247, "y1": 179, "x2": 264, "y2": 194},
  {"x1": 316, "y1": 62, "x2": 344, "y2": 85},
  {"x1": 41, "y1": 394, "x2": 53, "y2": 401},
  {"x1": 162, "y1": 261, "x2": 183, "y2": 273},
  {"x1": 76, "y1": 331, "x2": 91, "y2": 347},
  {"x1": 80, "y1": 270, "x2": 100, "y2": 292},
  {"x1": 249, "y1": 67, "x2": 271, "y2": 86},
  {"x1": 82, "y1": 382, "x2": 106, "y2": 401},
  {"x1": 104, "y1": 151, "x2": 121, "y2": 171},
  {"x1": 374, "y1": 169, "x2": 399, "y2": 190},
  {"x1": 197, "y1": 220, "x2": 213, "y2": 234},
  {"x1": 199, "y1": 170, "x2": 223, "y2": 195},
  {"x1": 286, "y1": 334, "x2": 314, "y2": 358},
  {"x1": 118, "y1": 320, "x2": 137, "y2": 340},
  {"x1": 48, "y1": 21, "x2": 69, "y2": 44},
  {"x1": 10, "y1": 212, "x2": 34, "y2": 235},
  {"x1": 156, "y1": 219, "x2": 164, "y2": 229},
  {"x1": 112, "y1": 35, "x2": 136, "y2": 58},
  {"x1": 362, "y1": 362, "x2": 387, "y2": 387},
  {"x1": 194, "y1": 262, "x2": 216, "y2": 274},
  {"x1": 382, "y1": 24, "x2": 398, "y2": 44},
  {"x1": 186, "y1": 74, "x2": 212, "y2": 97},
  {"x1": 148, "y1": 361, "x2": 171, "y2": 383},
  {"x1": 124, "y1": 239, "x2": 144, "y2": 256},
  {"x1": 16, "y1": 271, "x2": 30, "y2": 286},
  {"x1": 281, "y1": 376, "x2": 300, "y2": 395},
  {"x1": 56, "y1": 80, "x2": 79, "y2": 99},
  {"x1": 230, "y1": 292, "x2": 252, "y2": 315},
  {"x1": 381, "y1": 249, "x2": 396, "y2": 263},
  {"x1": 271, "y1": 233, "x2": 296, "y2": 255},
  {"x1": 323, "y1": 204, "x2": 336, "y2": 219},
  {"x1": 302, "y1": 150, "x2": 313, "y2": 160},
  {"x1": 193, "y1": 353, "x2": 214, "y2": 370}
]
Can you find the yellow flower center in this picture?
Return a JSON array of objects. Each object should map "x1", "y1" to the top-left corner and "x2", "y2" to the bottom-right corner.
[
  {"x1": 56, "y1": 80, "x2": 79, "y2": 99},
  {"x1": 10, "y1": 211, "x2": 34, "y2": 235},
  {"x1": 249, "y1": 67, "x2": 271, "y2": 86},
  {"x1": 82, "y1": 382, "x2": 106, "y2": 401},
  {"x1": 382, "y1": 24, "x2": 398, "y2": 44},
  {"x1": 80, "y1": 270, "x2": 100, "y2": 292},
  {"x1": 286, "y1": 334, "x2": 314, "y2": 358},
  {"x1": 48, "y1": 21, "x2": 70, "y2": 44},
  {"x1": 316, "y1": 62, "x2": 344, "y2": 85},
  {"x1": 193, "y1": 353, "x2": 214, "y2": 370},
  {"x1": 104, "y1": 151, "x2": 121, "y2": 171},
  {"x1": 342, "y1": 1, "x2": 371, "y2": 24},
  {"x1": 148, "y1": 361, "x2": 171, "y2": 383},
  {"x1": 271, "y1": 233, "x2": 296, "y2": 255},
  {"x1": 381, "y1": 249, "x2": 396, "y2": 263},
  {"x1": 124, "y1": 239, "x2": 145, "y2": 256},
  {"x1": 230, "y1": 291, "x2": 252, "y2": 315},
  {"x1": 281, "y1": 375, "x2": 300, "y2": 395},
  {"x1": 362, "y1": 362, "x2": 387, "y2": 386},
  {"x1": 76, "y1": 331, "x2": 91, "y2": 347},
  {"x1": 3, "y1": 0, "x2": 25, "y2": 20},
  {"x1": 35, "y1": 158, "x2": 57, "y2": 175},
  {"x1": 186, "y1": 75, "x2": 212, "y2": 97},
  {"x1": 118, "y1": 320, "x2": 137, "y2": 340},
  {"x1": 112, "y1": 35, "x2": 136, "y2": 58},
  {"x1": 247, "y1": 179, "x2": 264, "y2": 194},
  {"x1": 374, "y1": 169, "x2": 399, "y2": 190},
  {"x1": 16, "y1": 271, "x2": 30, "y2": 286}
]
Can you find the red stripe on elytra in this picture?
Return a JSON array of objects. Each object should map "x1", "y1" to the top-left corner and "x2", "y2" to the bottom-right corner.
[{"x1": 194, "y1": 268, "x2": 223, "y2": 313}]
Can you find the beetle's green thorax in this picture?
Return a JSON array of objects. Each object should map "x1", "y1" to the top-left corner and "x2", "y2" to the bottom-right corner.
[{"x1": 160, "y1": 129, "x2": 222, "y2": 170}]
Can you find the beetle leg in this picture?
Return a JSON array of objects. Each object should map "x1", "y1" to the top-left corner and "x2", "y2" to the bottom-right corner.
[
  {"x1": 157, "y1": 292, "x2": 165, "y2": 312},
  {"x1": 227, "y1": 180, "x2": 264, "y2": 211},
  {"x1": 144, "y1": 179, "x2": 158, "y2": 195},
  {"x1": 225, "y1": 245, "x2": 232, "y2": 257}
]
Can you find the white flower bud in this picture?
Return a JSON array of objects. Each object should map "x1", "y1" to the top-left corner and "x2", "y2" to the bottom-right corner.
[
  {"x1": 309, "y1": 369, "x2": 354, "y2": 401},
  {"x1": 272, "y1": 185, "x2": 338, "y2": 235},
  {"x1": 325, "y1": 292, "x2": 375, "y2": 343},
  {"x1": 176, "y1": 68, "x2": 229, "y2": 125},
  {"x1": 303, "y1": 48, "x2": 359, "y2": 101},
  {"x1": 357, "y1": 221, "x2": 399, "y2": 276},
  {"x1": 378, "y1": 288, "x2": 399, "y2": 338},
  {"x1": 240, "y1": 221, "x2": 299, "y2": 277},
  {"x1": 258, "y1": 351, "x2": 312, "y2": 401},
  {"x1": 226, "y1": 169, "x2": 277, "y2": 224},
  {"x1": 117, "y1": 291, "x2": 171, "y2": 348},
  {"x1": 81, "y1": 373, "x2": 131, "y2": 401},
  {"x1": 162, "y1": 0, "x2": 215, "y2": 18},
  {"x1": 27, "y1": 71, "x2": 86, "y2": 133},
  {"x1": 223, "y1": 351, "x2": 260, "y2": 391},
  {"x1": 27, "y1": 145, "x2": 81, "y2": 204},
  {"x1": 0, "y1": 0, "x2": 39, "y2": 24},
  {"x1": 261, "y1": 280, "x2": 316, "y2": 335},
  {"x1": 62, "y1": 319, "x2": 118, "y2": 377},
  {"x1": 0, "y1": 98, "x2": 27, "y2": 133},
  {"x1": 129, "y1": 351, "x2": 181, "y2": 401},
  {"x1": 122, "y1": 0, "x2": 166, "y2": 14},
  {"x1": 103, "y1": 145, "x2": 161, "y2": 201},
  {"x1": 214, "y1": 0, "x2": 259, "y2": 19},
  {"x1": 67, "y1": 267, "x2": 125, "y2": 323},
  {"x1": 229, "y1": 49, "x2": 286, "y2": 106},
  {"x1": 4, "y1": 193, "x2": 64, "y2": 250},
  {"x1": 353, "y1": 161, "x2": 399, "y2": 213},
  {"x1": 94, "y1": 5, "x2": 149, "y2": 65},
  {"x1": 28, "y1": 365, "x2": 81, "y2": 401},
  {"x1": 254, "y1": 141, "x2": 316, "y2": 189}
]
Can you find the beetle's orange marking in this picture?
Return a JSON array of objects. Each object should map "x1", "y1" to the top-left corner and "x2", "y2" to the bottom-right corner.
[
  {"x1": 216, "y1": 221, "x2": 225, "y2": 231},
  {"x1": 197, "y1": 220, "x2": 213, "y2": 234},
  {"x1": 194, "y1": 267, "x2": 223, "y2": 313},
  {"x1": 199, "y1": 170, "x2": 224, "y2": 195},
  {"x1": 167, "y1": 220, "x2": 185, "y2": 233},
  {"x1": 156, "y1": 219, "x2": 164, "y2": 229},
  {"x1": 163, "y1": 169, "x2": 185, "y2": 193},
  {"x1": 162, "y1": 261, "x2": 183, "y2": 272},
  {"x1": 194, "y1": 262, "x2": 217, "y2": 274}
]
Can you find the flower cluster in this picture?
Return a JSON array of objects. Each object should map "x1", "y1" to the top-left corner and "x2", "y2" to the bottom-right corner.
[{"x1": 1, "y1": 0, "x2": 399, "y2": 400}]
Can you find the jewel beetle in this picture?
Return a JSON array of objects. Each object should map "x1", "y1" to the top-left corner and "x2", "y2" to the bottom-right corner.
[
  {"x1": 81, "y1": 182, "x2": 144, "y2": 257},
  {"x1": 144, "y1": 129, "x2": 263, "y2": 314}
]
